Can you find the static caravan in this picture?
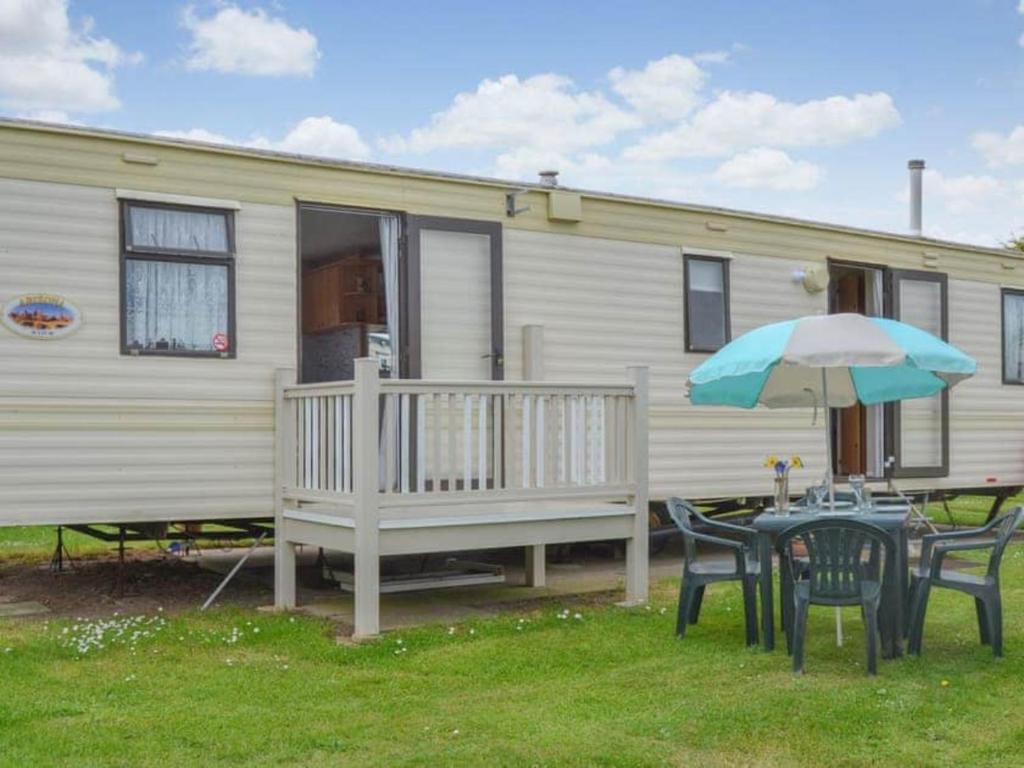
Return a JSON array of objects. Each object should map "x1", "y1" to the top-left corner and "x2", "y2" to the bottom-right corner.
[{"x1": 1, "y1": 120, "x2": 1022, "y2": 632}]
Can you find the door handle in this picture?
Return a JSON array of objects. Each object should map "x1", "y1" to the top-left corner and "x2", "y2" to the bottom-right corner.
[{"x1": 480, "y1": 352, "x2": 504, "y2": 367}]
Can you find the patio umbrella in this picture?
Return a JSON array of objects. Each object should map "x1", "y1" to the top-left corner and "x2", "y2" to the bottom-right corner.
[{"x1": 686, "y1": 312, "x2": 977, "y2": 508}]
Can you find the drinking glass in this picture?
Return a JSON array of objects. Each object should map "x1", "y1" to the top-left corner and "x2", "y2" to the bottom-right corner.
[{"x1": 848, "y1": 474, "x2": 866, "y2": 512}]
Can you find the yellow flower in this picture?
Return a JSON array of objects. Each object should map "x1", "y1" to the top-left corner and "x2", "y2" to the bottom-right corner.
[
  {"x1": 791, "y1": 456, "x2": 803, "y2": 469},
  {"x1": 764, "y1": 455, "x2": 779, "y2": 468}
]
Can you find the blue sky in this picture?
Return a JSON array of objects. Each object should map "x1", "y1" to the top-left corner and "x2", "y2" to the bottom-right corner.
[{"x1": 3, "y1": 1, "x2": 1024, "y2": 245}]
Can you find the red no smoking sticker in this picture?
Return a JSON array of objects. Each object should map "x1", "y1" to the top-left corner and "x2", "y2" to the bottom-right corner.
[{"x1": 212, "y1": 332, "x2": 229, "y2": 352}]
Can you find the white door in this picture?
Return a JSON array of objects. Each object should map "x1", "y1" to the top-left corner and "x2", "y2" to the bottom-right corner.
[
  {"x1": 887, "y1": 269, "x2": 948, "y2": 478},
  {"x1": 407, "y1": 217, "x2": 503, "y2": 380}
]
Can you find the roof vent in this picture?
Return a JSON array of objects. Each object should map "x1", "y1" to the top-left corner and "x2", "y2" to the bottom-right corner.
[
  {"x1": 908, "y1": 159, "x2": 925, "y2": 237},
  {"x1": 538, "y1": 170, "x2": 559, "y2": 188}
]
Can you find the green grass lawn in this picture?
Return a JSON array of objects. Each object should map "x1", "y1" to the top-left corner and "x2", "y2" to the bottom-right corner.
[
  {"x1": 2, "y1": 555, "x2": 1024, "y2": 765},
  {"x1": 2, "y1": 497, "x2": 1023, "y2": 766}
]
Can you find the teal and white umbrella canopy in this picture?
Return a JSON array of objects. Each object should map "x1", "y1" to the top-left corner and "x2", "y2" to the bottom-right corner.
[{"x1": 687, "y1": 313, "x2": 977, "y2": 409}]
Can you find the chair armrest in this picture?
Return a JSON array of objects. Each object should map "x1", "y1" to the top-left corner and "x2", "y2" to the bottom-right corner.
[
  {"x1": 687, "y1": 529, "x2": 745, "y2": 551},
  {"x1": 929, "y1": 540, "x2": 996, "y2": 579},
  {"x1": 686, "y1": 529, "x2": 749, "y2": 573},
  {"x1": 919, "y1": 517, "x2": 1004, "y2": 569},
  {"x1": 694, "y1": 511, "x2": 757, "y2": 542}
]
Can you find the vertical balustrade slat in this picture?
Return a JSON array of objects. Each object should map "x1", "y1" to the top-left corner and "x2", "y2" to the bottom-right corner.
[
  {"x1": 617, "y1": 396, "x2": 628, "y2": 483},
  {"x1": 557, "y1": 396, "x2": 567, "y2": 485},
  {"x1": 316, "y1": 397, "x2": 324, "y2": 490},
  {"x1": 598, "y1": 397, "x2": 606, "y2": 487},
  {"x1": 416, "y1": 395, "x2": 426, "y2": 493},
  {"x1": 447, "y1": 393, "x2": 457, "y2": 492},
  {"x1": 309, "y1": 398, "x2": 318, "y2": 490},
  {"x1": 567, "y1": 395, "x2": 577, "y2": 485},
  {"x1": 580, "y1": 396, "x2": 588, "y2": 486},
  {"x1": 400, "y1": 393, "x2": 411, "y2": 493},
  {"x1": 478, "y1": 394, "x2": 488, "y2": 490},
  {"x1": 506, "y1": 395, "x2": 519, "y2": 489},
  {"x1": 342, "y1": 396, "x2": 351, "y2": 492},
  {"x1": 463, "y1": 394, "x2": 474, "y2": 490},
  {"x1": 535, "y1": 395, "x2": 545, "y2": 488},
  {"x1": 320, "y1": 397, "x2": 328, "y2": 490},
  {"x1": 326, "y1": 396, "x2": 335, "y2": 491},
  {"x1": 431, "y1": 393, "x2": 441, "y2": 492},
  {"x1": 576, "y1": 396, "x2": 586, "y2": 486},
  {"x1": 295, "y1": 397, "x2": 303, "y2": 488},
  {"x1": 384, "y1": 395, "x2": 397, "y2": 494},
  {"x1": 317, "y1": 398, "x2": 324, "y2": 491},
  {"x1": 588, "y1": 396, "x2": 598, "y2": 486},
  {"x1": 492, "y1": 394, "x2": 503, "y2": 490},
  {"x1": 521, "y1": 395, "x2": 532, "y2": 488},
  {"x1": 303, "y1": 398, "x2": 310, "y2": 490}
]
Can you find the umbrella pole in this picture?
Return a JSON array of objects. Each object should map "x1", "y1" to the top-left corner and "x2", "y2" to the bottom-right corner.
[{"x1": 822, "y1": 368, "x2": 835, "y2": 511}]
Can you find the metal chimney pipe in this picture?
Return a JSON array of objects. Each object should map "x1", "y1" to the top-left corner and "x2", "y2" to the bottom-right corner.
[
  {"x1": 538, "y1": 170, "x2": 559, "y2": 188},
  {"x1": 908, "y1": 159, "x2": 925, "y2": 236}
]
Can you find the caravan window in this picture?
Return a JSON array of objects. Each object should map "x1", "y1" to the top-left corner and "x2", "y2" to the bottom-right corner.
[
  {"x1": 120, "y1": 202, "x2": 236, "y2": 357},
  {"x1": 684, "y1": 254, "x2": 731, "y2": 352},
  {"x1": 1002, "y1": 289, "x2": 1024, "y2": 384}
]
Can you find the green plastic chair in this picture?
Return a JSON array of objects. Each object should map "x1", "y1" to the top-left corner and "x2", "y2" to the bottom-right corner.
[
  {"x1": 907, "y1": 507, "x2": 1023, "y2": 658},
  {"x1": 775, "y1": 518, "x2": 895, "y2": 675},
  {"x1": 666, "y1": 498, "x2": 759, "y2": 646}
]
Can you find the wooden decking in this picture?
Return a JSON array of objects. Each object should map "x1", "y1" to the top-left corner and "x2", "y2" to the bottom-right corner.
[{"x1": 273, "y1": 359, "x2": 649, "y2": 637}]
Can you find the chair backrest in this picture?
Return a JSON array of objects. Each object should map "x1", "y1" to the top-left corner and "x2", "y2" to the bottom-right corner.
[
  {"x1": 665, "y1": 497, "x2": 700, "y2": 563},
  {"x1": 987, "y1": 506, "x2": 1024, "y2": 580},
  {"x1": 775, "y1": 518, "x2": 895, "y2": 605}
]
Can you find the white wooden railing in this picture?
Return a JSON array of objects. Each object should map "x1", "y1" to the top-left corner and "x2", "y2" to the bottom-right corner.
[{"x1": 278, "y1": 360, "x2": 642, "y2": 506}]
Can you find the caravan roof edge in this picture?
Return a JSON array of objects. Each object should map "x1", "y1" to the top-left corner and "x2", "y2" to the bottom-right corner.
[{"x1": 0, "y1": 117, "x2": 1015, "y2": 261}]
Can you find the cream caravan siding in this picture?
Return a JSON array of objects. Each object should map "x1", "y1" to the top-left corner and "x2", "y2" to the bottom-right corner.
[
  {"x1": 946, "y1": 278, "x2": 1024, "y2": 489},
  {"x1": 0, "y1": 177, "x2": 296, "y2": 525},
  {"x1": 504, "y1": 229, "x2": 828, "y2": 499},
  {"x1": 504, "y1": 229, "x2": 1024, "y2": 497}
]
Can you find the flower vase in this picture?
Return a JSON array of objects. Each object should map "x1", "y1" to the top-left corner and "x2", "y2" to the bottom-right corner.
[{"x1": 773, "y1": 474, "x2": 790, "y2": 515}]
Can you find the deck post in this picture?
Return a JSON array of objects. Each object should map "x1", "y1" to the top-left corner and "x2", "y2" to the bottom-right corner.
[
  {"x1": 624, "y1": 365, "x2": 650, "y2": 605},
  {"x1": 274, "y1": 368, "x2": 298, "y2": 610},
  {"x1": 352, "y1": 358, "x2": 381, "y2": 638},
  {"x1": 522, "y1": 325, "x2": 547, "y2": 588}
]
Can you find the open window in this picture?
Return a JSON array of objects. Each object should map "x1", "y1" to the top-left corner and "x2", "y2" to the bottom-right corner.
[{"x1": 120, "y1": 201, "x2": 236, "y2": 357}]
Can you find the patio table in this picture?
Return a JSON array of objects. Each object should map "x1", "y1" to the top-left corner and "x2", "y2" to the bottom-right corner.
[{"x1": 751, "y1": 505, "x2": 912, "y2": 658}]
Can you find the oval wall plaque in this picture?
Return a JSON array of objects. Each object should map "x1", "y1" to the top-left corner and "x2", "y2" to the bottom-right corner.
[{"x1": 2, "y1": 293, "x2": 82, "y2": 340}]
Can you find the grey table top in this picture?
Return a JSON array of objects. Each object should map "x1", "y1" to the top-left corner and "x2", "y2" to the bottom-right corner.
[{"x1": 752, "y1": 506, "x2": 912, "y2": 533}]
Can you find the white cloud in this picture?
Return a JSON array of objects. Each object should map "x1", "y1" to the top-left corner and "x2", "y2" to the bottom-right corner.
[
  {"x1": 625, "y1": 90, "x2": 901, "y2": 160},
  {"x1": 156, "y1": 127, "x2": 234, "y2": 144},
  {"x1": 379, "y1": 73, "x2": 640, "y2": 155},
  {"x1": 182, "y1": 4, "x2": 320, "y2": 77},
  {"x1": 922, "y1": 169, "x2": 1009, "y2": 215},
  {"x1": 0, "y1": 0, "x2": 137, "y2": 113},
  {"x1": 491, "y1": 146, "x2": 614, "y2": 182},
  {"x1": 713, "y1": 147, "x2": 823, "y2": 190},
  {"x1": 973, "y1": 125, "x2": 1024, "y2": 166},
  {"x1": 250, "y1": 116, "x2": 370, "y2": 159},
  {"x1": 609, "y1": 54, "x2": 707, "y2": 122},
  {"x1": 158, "y1": 116, "x2": 370, "y2": 161}
]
